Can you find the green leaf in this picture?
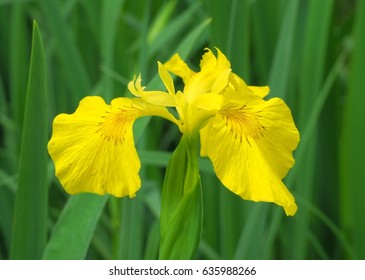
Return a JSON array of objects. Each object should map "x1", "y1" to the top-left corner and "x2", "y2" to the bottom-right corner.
[
  {"x1": 100, "y1": 0, "x2": 125, "y2": 100},
  {"x1": 174, "y1": 18, "x2": 211, "y2": 59},
  {"x1": 160, "y1": 181, "x2": 202, "y2": 259},
  {"x1": 292, "y1": 0, "x2": 334, "y2": 259},
  {"x1": 206, "y1": 0, "x2": 250, "y2": 79},
  {"x1": 147, "y1": 0, "x2": 177, "y2": 45},
  {"x1": 234, "y1": 205, "x2": 268, "y2": 259},
  {"x1": 139, "y1": 150, "x2": 214, "y2": 174},
  {"x1": 159, "y1": 136, "x2": 203, "y2": 259},
  {"x1": 39, "y1": 0, "x2": 91, "y2": 104},
  {"x1": 0, "y1": 186, "x2": 14, "y2": 256},
  {"x1": 252, "y1": 0, "x2": 286, "y2": 81},
  {"x1": 10, "y1": 21, "x2": 48, "y2": 260},
  {"x1": 263, "y1": 45, "x2": 349, "y2": 259},
  {"x1": 143, "y1": 220, "x2": 160, "y2": 260},
  {"x1": 10, "y1": 3, "x2": 30, "y2": 130},
  {"x1": 148, "y1": 1, "x2": 200, "y2": 57},
  {"x1": 42, "y1": 194, "x2": 108, "y2": 259},
  {"x1": 0, "y1": 0, "x2": 30, "y2": 4},
  {"x1": 268, "y1": 0, "x2": 299, "y2": 99},
  {"x1": 340, "y1": 0, "x2": 365, "y2": 259},
  {"x1": 118, "y1": 198, "x2": 145, "y2": 259}
]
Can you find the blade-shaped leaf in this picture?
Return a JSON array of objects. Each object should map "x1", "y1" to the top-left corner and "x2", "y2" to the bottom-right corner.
[
  {"x1": 159, "y1": 136, "x2": 203, "y2": 259},
  {"x1": 42, "y1": 194, "x2": 108, "y2": 260},
  {"x1": 340, "y1": 0, "x2": 365, "y2": 259},
  {"x1": 10, "y1": 21, "x2": 48, "y2": 260}
]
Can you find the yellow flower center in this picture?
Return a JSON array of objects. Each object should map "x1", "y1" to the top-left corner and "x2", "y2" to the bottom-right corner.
[
  {"x1": 95, "y1": 110, "x2": 134, "y2": 145},
  {"x1": 222, "y1": 107, "x2": 266, "y2": 142}
]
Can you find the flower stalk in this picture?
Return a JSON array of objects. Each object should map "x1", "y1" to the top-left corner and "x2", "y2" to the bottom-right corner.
[{"x1": 159, "y1": 134, "x2": 202, "y2": 259}]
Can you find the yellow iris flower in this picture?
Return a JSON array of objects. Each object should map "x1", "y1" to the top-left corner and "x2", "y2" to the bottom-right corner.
[{"x1": 48, "y1": 48, "x2": 300, "y2": 216}]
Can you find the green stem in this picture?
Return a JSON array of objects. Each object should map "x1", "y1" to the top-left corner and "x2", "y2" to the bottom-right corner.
[
  {"x1": 183, "y1": 134, "x2": 200, "y2": 194},
  {"x1": 159, "y1": 134, "x2": 203, "y2": 259}
]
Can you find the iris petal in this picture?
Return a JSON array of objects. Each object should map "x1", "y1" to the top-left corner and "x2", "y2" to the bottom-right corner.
[
  {"x1": 200, "y1": 96, "x2": 300, "y2": 215},
  {"x1": 248, "y1": 86, "x2": 270, "y2": 98},
  {"x1": 128, "y1": 75, "x2": 176, "y2": 107},
  {"x1": 184, "y1": 53, "x2": 231, "y2": 102},
  {"x1": 193, "y1": 93, "x2": 223, "y2": 111},
  {"x1": 158, "y1": 61, "x2": 175, "y2": 95},
  {"x1": 200, "y1": 47, "x2": 231, "y2": 71},
  {"x1": 164, "y1": 53, "x2": 195, "y2": 84},
  {"x1": 48, "y1": 96, "x2": 173, "y2": 197}
]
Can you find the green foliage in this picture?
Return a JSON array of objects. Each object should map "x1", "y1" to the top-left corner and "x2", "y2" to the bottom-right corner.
[
  {"x1": 0, "y1": 0, "x2": 363, "y2": 260},
  {"x1": 42, "y1": 194, "x2": 107, "y2": 260},
  {"x1": 159, "y1": 136, "x2": 202, "y2": 259},
  {"x1": 10, "y1": 21, "x2": 48, "y2": 260},
  {"x1": 340, "y1": 0, "x2": 365, "y2": 259}
]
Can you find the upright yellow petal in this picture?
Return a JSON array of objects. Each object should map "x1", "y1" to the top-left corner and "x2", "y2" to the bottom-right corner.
[
  {"x1": 48, "y1": 96, "x2": 170, "y2": 198},
  {"x1": 211, "y1": 69, "x2": 231, "y2": 93},
  {"x1": 192, "y1": 93, "x2": 223, "y2": 111},
  {"x1": 200, "y1": 47, "x2": 230, "y2": 71},
  {"x1": 165, "y1": 48, "x2": 231, "y2": 103},
  {"x1": 201, "y1": 96, "x2": 300, "y2": 215},
  {"x1": 219, "y1": 72, "x2": 266, "y2": 99},
  {"x1": 164, "y1": 53, "x2": 195, "y2": 84},
  {"x1": 183, "y1": 51, "x2": 231, "y2": 102},
  {"x1": 158, "y1": 61, "x2": 175, "y2": 95},
  {"x1": 128, "y1": 74, "x2": 145, "y2": 97}
]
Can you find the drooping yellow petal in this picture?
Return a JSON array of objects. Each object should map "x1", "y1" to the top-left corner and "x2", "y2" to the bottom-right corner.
[
  {"x1": 48, "y1": 96, "x2": 173, "y2": 198},
  {"x1": 200, "y1": 96, "x2": 300, "y2": 215}
]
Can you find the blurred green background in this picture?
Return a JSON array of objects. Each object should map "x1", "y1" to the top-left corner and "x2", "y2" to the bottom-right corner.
[{"x1": 1, "y1": 0, "x2": 364, "y2": 260}]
